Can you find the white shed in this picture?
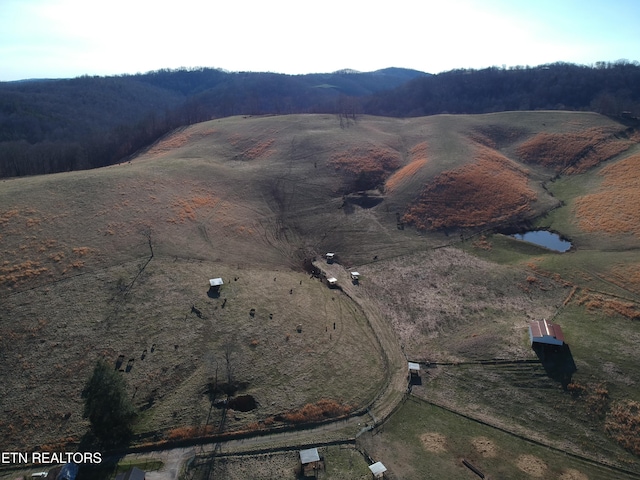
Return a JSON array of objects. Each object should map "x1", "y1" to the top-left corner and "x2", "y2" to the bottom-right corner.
[
  {"x1": 368, "y1": 461, "x2": 387, "y2": 478},
  {"x1": 299, "y1": 448, "x2": 321, "y2": 476},
  {"x1": 209, "y1": 278, "x2": 224, "y2": 287},
  {"x1": 408, "y1": 362, "x2": 421, "y2": 376},
  {"x1": 299, "y1": 447, "x2": 320, "y2": 464},
  {"x1": 327, "y1": 277, "x2": 338, "y2": 287}
]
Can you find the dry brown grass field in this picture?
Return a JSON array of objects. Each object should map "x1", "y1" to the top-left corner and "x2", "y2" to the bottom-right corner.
[{"x1": 1, "y1": 112, "x2": 639, "y2": 479}]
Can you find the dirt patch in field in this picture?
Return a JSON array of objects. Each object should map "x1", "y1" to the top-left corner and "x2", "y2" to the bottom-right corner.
[
  {"x1": 575, "y1": 152, "x2": 640, "y2": 237},
  {"x1": 558, "y1": 468, "x2": 589, "y2": 480},
  {"x1": 402, "y1": 144, "x2": 536, "y2": 230},
  {"x1": 329, "y1": 145, "x2": 401, "y2": 191},
  {"x1": 516, "y1": 454, "x2": 548, "y2": 477},
  {"x1": 471, "y1": 436, "x2": 497, "y2": 458},
  {"x1": 467, "y1": 124, "x2": 528, "y2": 149},
  {"x1": 516, "y1": 127, "x2": 634, "y2": 174},
  {"x1": 419, "y1": 432, "x2": 447, "y2": 453}
]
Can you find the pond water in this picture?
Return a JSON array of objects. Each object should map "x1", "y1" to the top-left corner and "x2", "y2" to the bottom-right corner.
[{"x1": 511, "y1": 230, "x2": 572, "y2": 252}]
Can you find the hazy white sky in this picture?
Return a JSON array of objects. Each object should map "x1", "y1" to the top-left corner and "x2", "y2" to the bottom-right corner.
[{"x1": 1, "y1": 0, "x2": 639, "y2": 81}]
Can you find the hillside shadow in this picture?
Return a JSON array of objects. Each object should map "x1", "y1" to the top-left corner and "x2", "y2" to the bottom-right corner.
[{"x1": 533, "y1": 343, "x2": 577, "y2": 388}]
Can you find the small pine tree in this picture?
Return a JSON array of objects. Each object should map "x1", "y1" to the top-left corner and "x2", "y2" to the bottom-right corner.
[{"x1": 81, "y1": 359, "x2": 136, "y2": 445}]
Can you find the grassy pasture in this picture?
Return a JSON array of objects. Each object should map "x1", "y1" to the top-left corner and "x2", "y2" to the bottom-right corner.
[
  {"x1": 0, "y1": 255, "x2": 386, "y2": 450},
  {"x1": 359, "y1": 397, "x2": 639, "y2": 480},
  {"x1": 1, "y1": 112, "x2": 639, "y2": 476}
]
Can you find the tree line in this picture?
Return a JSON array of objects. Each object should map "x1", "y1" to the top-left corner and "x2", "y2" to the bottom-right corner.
[
  {"x1": 364, "y1": 60, "x2": 640, "y2": 117},
  {"x1": 0, "y1": 67, "x2": 423, "y2": 178},
  {"x1": 1, "y1": 62, "x2": 639, "y2": 178}
]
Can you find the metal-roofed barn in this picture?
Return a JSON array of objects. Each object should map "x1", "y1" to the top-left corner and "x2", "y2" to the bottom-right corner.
[{"x1": 528, "y1": 319, "x2": 565, "y2": 346}]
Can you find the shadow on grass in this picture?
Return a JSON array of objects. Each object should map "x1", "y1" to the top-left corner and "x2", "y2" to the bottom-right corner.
[
  {"x1": 533, "y1": 343, "x2": 577, "y2": 388},
  {"x1": 207, "y1": 286, "x2": 221, "y2": 298}
]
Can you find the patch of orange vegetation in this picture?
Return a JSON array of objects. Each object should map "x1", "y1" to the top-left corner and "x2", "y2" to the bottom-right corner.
[
  {"x1": 403, "y1": 145, "x2": 536, "y2": 230},
  {"x1": 228, "y1": 133, "x2": 242, "y2": 146},
  {"x1": 605, "y1": 400, "x2": 640, "y2": 456},
  {"x1": 0, "y1": 260, "x2": 49, "y2": 286},
  {"x1": 147, "y1": 128, "x2": 217, "y2": 156},
  {"x1": 472, "y1": 235, "x2": 492, "y2": 251},
  {"x1": 72, "y1": 247, "x2": 93, "y2": 256},
  {"x1": 280, "y1": 399, "x2": 351, "y2": 423},
  {"x1": 576, "y1": 292, "x2": 640, "y2": 320},
  {"x1": 330, "y1": 145, "x2": 402, "y2": 189},
  {"x1": 386, "y1": 141, "x2": 429, "y2": 192},
  {"x1": 516, "y1": 127, "x2": 633, "y2": 174},
  {"x1": 409, "y1": 141, "x2": 429, "y2": 159},
  {"x1": 385, "y1": 158, "x2": 427, "y2": 192},
  {"x1": 242, "y1": 139, "x2": 275, "y2": 160},
  {"x1": 0, "y1": 209, "x2": 19, "y2": 225},
  {"x1": 166, "y1": 425, "x2": 214, "y2": 440},
  {"x1": 600, "y1": 263, "x2": 640, "y2": 296},
  {"x1": 574, "y1": 153, "x2": 640, "y2": 237},
  {"x1": 170, "y1": 194, "x2": 219, "y2": 223}
]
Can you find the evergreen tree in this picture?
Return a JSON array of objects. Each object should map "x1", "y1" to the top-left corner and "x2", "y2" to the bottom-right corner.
[{"x1": 81, "y1": 359, "x2": 136, "y2": 445}]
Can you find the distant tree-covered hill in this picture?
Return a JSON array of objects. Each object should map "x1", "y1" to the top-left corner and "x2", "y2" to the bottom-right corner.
[
  {"x1": 0, "y1": 67, "x2": 427, "y2": 177},
  {"x1": 1, "y1": 61, "x2": 640, "y2": 178},
  {"x1": 364, "y1": 61, "x2": 640, "y2": 117}
]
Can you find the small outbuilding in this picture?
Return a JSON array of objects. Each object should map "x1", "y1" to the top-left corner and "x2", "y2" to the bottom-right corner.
[
  {"x1": 350, "y1": 271, "x2": 360, "y2": 280},
  {"x1": 408, "y1": 362, "x2": 420, "y2": 377},
  {"x1": 368, "y1": 461, "x2": 387, "y2": 478},
  {"x1": 325, "y1": 253, "x2": 335, "y2": 263},
  {"x1": 327, "y1": 277, "x2": 338, "y2": 287},
  {"x1": 299, "y1": 448, "x2": 322, "y2": 477},
  {"x1": 209, "y1": 278, "x2": 224, "y2": 288},
  {"x1": 529, "y1": 319, "x2": 565, "y2": 347}
]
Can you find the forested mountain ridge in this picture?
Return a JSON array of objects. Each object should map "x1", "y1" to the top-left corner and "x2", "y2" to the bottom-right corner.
[
  {"x1": 365, "y1": 61, "x2": 640, "y2": 117},
  {"x1": 0, "y1": 67, "x2": 427, "y2": 177},
  {"x1": 1, "y1": 61, "x2": 640, "y2": 178}
]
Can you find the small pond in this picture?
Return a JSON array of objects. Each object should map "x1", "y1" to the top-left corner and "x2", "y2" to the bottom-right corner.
[{"x1": 511, "y1": 230, "x2": 572, "y2": 252}]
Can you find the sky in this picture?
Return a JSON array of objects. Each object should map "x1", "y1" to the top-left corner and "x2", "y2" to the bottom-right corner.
[{"x1": 1, "y1": 0, "x2": 639, "y2": 81}]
